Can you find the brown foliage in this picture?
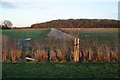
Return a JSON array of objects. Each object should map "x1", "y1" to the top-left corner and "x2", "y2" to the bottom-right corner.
[
  {"x1": 34, "y1": 50, "x2": 48, "y2": 62},
  {"x1": 50, "y1": 49, "x2": 58, "y2": 62},
  {"x1": 2, "y1": 35, "x2": 8, "y2": 61},
  {"x1": 2, "y1": 34, "x2": 119, "y2": 62}
]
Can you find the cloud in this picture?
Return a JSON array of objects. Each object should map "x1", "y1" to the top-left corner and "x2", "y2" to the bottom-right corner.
[
  {"x1": 0, "y1": 1, "x2": 17, "y2": 9},
  {"x1": 17, "y1": 3, "x2": 51, "y2": 10},
  {"x1": 0, "y1": 1, "x2": 50, "y2": 10}
]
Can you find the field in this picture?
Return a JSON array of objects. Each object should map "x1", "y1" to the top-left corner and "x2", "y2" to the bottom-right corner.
[
  {"x1": 2, "y1": 29, "x2": 50, "y2": 42},
  {"x1": 2, "y1": 28, "x2": 118, "y2": 43},
  {"x1": 2, "y1": 28, "x2": 118, "y2": 40},
  {"x1": 60, "y1": 28, "x2": 118, "y2": 40},
  {"x1": 2, "y1": 62, "x2": 119, "y2": 79},
  {"x1": 1, "y1": 28, "x2": 119, "y2": 79}
]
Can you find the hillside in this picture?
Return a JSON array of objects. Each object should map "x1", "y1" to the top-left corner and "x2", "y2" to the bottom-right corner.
[{"x1": 31, "y1": 19, "x2": 120, "y2": 28}]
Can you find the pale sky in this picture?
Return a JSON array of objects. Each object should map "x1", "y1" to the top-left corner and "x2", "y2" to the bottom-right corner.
[{"x1": 0, "y1": 0, "x2": 120, "y2": 27}]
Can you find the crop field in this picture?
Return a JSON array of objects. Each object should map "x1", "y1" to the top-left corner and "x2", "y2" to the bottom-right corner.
[{"x1": 2, "y1": 62, "x2": 119, "y2": 79}]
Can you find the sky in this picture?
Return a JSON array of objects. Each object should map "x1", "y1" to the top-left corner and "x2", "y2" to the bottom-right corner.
[{"x1": 0, "y1": 0, "x2": 120, "y2": 27}]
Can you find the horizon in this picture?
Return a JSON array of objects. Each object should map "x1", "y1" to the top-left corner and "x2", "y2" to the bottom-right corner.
[{"x1": 0, "y1": 0, "x2": 120, "y2": 27}]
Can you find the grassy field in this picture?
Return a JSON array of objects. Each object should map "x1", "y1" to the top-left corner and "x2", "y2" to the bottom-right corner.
[
  {"x1": 2, "y1": 28, "x2": 118, "y2": 39},
  {"x1": 2, "y1": 28, "x2": 118, "y2": 43},
  {"x1": 2, "y1": 29, "x2": 50, "y2": 39},
  {"x1": 2, "y1": 28, "x2": 118, "y2": 44},
  {"x1": 2, "y1": 62, "x2": 119, "y2": 79},
  {"x1": 60, "y1": 28, "x2": 118, "y2": 40}
]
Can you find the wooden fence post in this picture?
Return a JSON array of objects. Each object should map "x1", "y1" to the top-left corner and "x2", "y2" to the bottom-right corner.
[{"x1": 74, "y1": 38, "x2": 80, "y2": 62}]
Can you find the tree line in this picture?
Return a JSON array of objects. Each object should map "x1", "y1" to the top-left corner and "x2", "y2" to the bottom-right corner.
[{"x1": 31, "y1": 19, "x2": 120, "y2": 28}]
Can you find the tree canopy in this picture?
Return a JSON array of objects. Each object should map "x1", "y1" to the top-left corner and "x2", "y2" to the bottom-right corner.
[
  {"x1": 31, "y1": 19, "x2": 120, "y2": 28},
  {"x1": 0, "y1": 20, "x2": 13, "y2": 29}
]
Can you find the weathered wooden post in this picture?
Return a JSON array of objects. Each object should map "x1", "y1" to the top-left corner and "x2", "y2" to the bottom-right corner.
[{"x1": 74, "y1": 38, "x2": 80, "y2": 62}]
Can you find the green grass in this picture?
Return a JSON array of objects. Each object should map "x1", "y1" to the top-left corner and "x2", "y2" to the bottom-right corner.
[
  {"x1": 2, "y1": 62, "x2": 119, "y2": 79},
  {"x1": 2, "y1": 28, "x2": 118, "y2": 40},
  {"x1": 78, "y1": 32, "x2": 118, "y2": 40},
  {"x1": 77, "y1": 29, "x2": 118, "y2": 41},
  {"x1": 2, "y1": 28, "x2": 118, "y2": 42},
  {"x1": 2, "y1": 29, "x2": 51, "y2": 43},
  {"x1": 2, "y1": 29, "x2": 50, "y2": 39}
]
